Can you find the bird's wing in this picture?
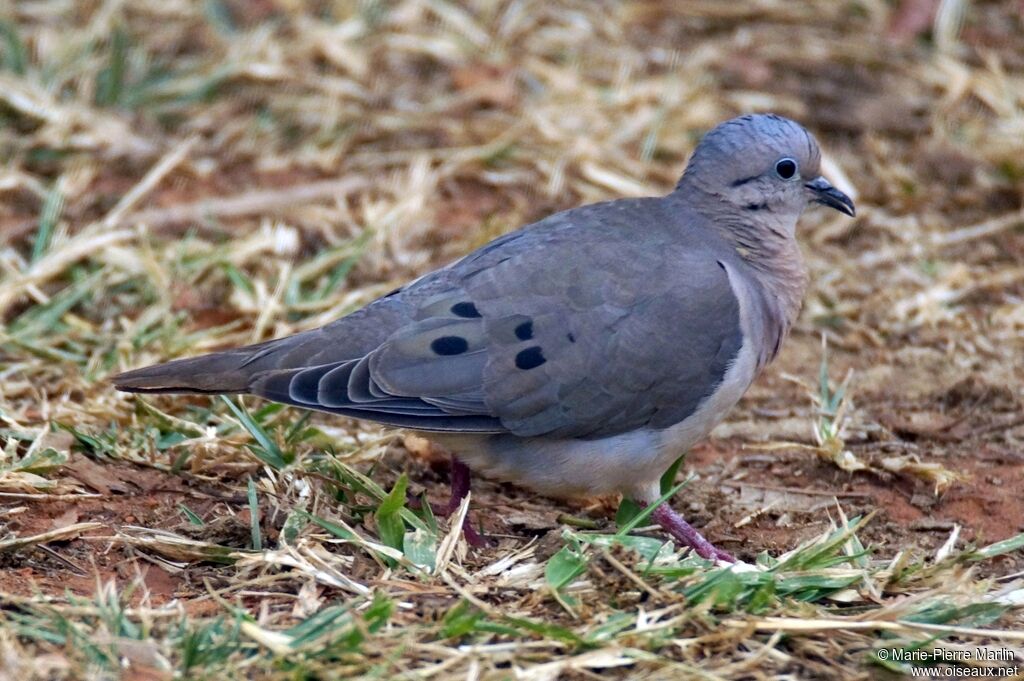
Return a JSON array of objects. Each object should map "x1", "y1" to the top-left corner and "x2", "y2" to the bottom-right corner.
[{"x1": 249, "y1": 198, "x2": 745, "y2": 437}]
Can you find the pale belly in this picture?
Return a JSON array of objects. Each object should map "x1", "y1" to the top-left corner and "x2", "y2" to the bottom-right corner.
[{"x1": 426, "y1": 332, "x2": 758, "y2": 501}]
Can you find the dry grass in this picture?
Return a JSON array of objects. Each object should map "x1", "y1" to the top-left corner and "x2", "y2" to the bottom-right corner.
[{"x1": 2, "y1": 0, "x2": 1024, "y2": 678}]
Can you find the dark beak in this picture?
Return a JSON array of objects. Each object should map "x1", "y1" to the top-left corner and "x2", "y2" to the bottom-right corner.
[{"x1": 805, "y1": 176, "x2": 856, "y2": 217}]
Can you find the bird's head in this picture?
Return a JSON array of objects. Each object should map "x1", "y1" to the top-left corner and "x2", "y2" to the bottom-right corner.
[{"x1": 678, "y1": 114, "x2": 855, "y2": 239}]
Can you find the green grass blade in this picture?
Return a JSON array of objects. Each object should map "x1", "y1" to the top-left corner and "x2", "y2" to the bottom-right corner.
[
  {"x1": 375, "y1": 474, "x2": 409, "y2": 552},
  {"x1": 0, "y1": 20, "x2": 28, "y2": 74},
  {"x1": 179, "y1": 504, "x2": 205, "y2": 526},
  {"x1": 30, "y1": 184, "x2": 64, "y2": 264},
  {"x1": 95, "y1": 27, "x2": 128, "y2": 107},
  {"x1": 247, "y1": 478, "x2": 262, "y2": 551},
  {"x1": 220, "y1": 397, "x2": 287, "y2": 470}
]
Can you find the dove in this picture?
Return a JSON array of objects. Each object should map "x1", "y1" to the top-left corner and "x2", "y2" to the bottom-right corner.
[{"x1": 114, "y1": 114, "x2": 855, "y2": 562}]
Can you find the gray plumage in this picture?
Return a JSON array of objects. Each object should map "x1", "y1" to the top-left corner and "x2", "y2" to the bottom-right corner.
[{"x1": 114, "y1": 114, "x2": 854, "y2": 558}]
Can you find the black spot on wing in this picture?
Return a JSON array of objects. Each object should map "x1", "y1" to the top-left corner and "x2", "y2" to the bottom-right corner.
[
  {"x1": 567, "y1": 332, "x2": 576, "y2": 343},
  {"x1": 744, "y1": 202, "x2": 768, "y2": 211},
  {"x1": 431, "y1": 336, "x2": 469, "y2": 356},
  {"x1": 450, "y1": 302, "x2": 481, "y2": 318},
  {"x1": 514, "y1": 321, "x2": 533, "y2": 341},
  {"x1": 515, "y1": 346, "x2": 546, "y2": 370}
]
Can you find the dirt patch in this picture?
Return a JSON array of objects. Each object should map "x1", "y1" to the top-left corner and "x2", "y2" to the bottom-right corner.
[
  {"x1": 0, "y1": 458, "x2": 246, "y2": 609},
  {"x1": 687, "y1": 441, "x2": 1024, "y2": 568}
]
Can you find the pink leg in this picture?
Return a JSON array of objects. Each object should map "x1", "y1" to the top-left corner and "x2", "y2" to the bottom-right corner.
[
  {"x1": 649, "y1": 503, "x2": 735, "y2": 563},
  {"x1": 442, "y1": 457, "x2": 472, "y2": 515},
  {"x1": 422, "y1": 458, "x2": 486, "y2": 547}
]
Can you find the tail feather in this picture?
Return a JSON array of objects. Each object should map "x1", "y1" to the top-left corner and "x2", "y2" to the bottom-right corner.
[
  {"x1": 113, "y1": 294, "x2": 413, "y2": 396},
  {"x1": 112, "y1": 349, "x2": 262, "y2": 394}
]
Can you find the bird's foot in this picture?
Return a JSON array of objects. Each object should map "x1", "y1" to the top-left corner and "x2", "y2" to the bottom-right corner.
[
  {"x1": 649, "y1": 502, "x2": 735, "y2": 563},
  {"x1": 458, "y1": 516, "x2": 489, "y2": 548},
  {"x1": 408, "y1": 457, "x2": 489, "y2": 548}
]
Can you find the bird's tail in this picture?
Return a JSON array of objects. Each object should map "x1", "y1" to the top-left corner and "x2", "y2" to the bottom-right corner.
[{"x1": 112, "y1": 341, "x2": 283, "y2": 394}]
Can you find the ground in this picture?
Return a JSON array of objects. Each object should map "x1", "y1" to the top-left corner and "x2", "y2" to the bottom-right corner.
[{"x1": 2, "y1": 1, "x2": 1024, "y2": 679}]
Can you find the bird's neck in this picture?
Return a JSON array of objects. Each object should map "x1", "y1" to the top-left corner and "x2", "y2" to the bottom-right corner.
[
  {"x1": 723, "y1": 224, "x2": 808, "y2": 370},
  {"x1": 747, "y1": 236, "x2": 809, "y2": 363},
  {"x1": 724, "y1": 220, "x2": 808, "y2": 322}
]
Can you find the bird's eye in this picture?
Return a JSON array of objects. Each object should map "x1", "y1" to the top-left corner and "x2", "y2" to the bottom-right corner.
[{"x1": 775, "y1": 158, "x2": 798, "y2": 180}]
